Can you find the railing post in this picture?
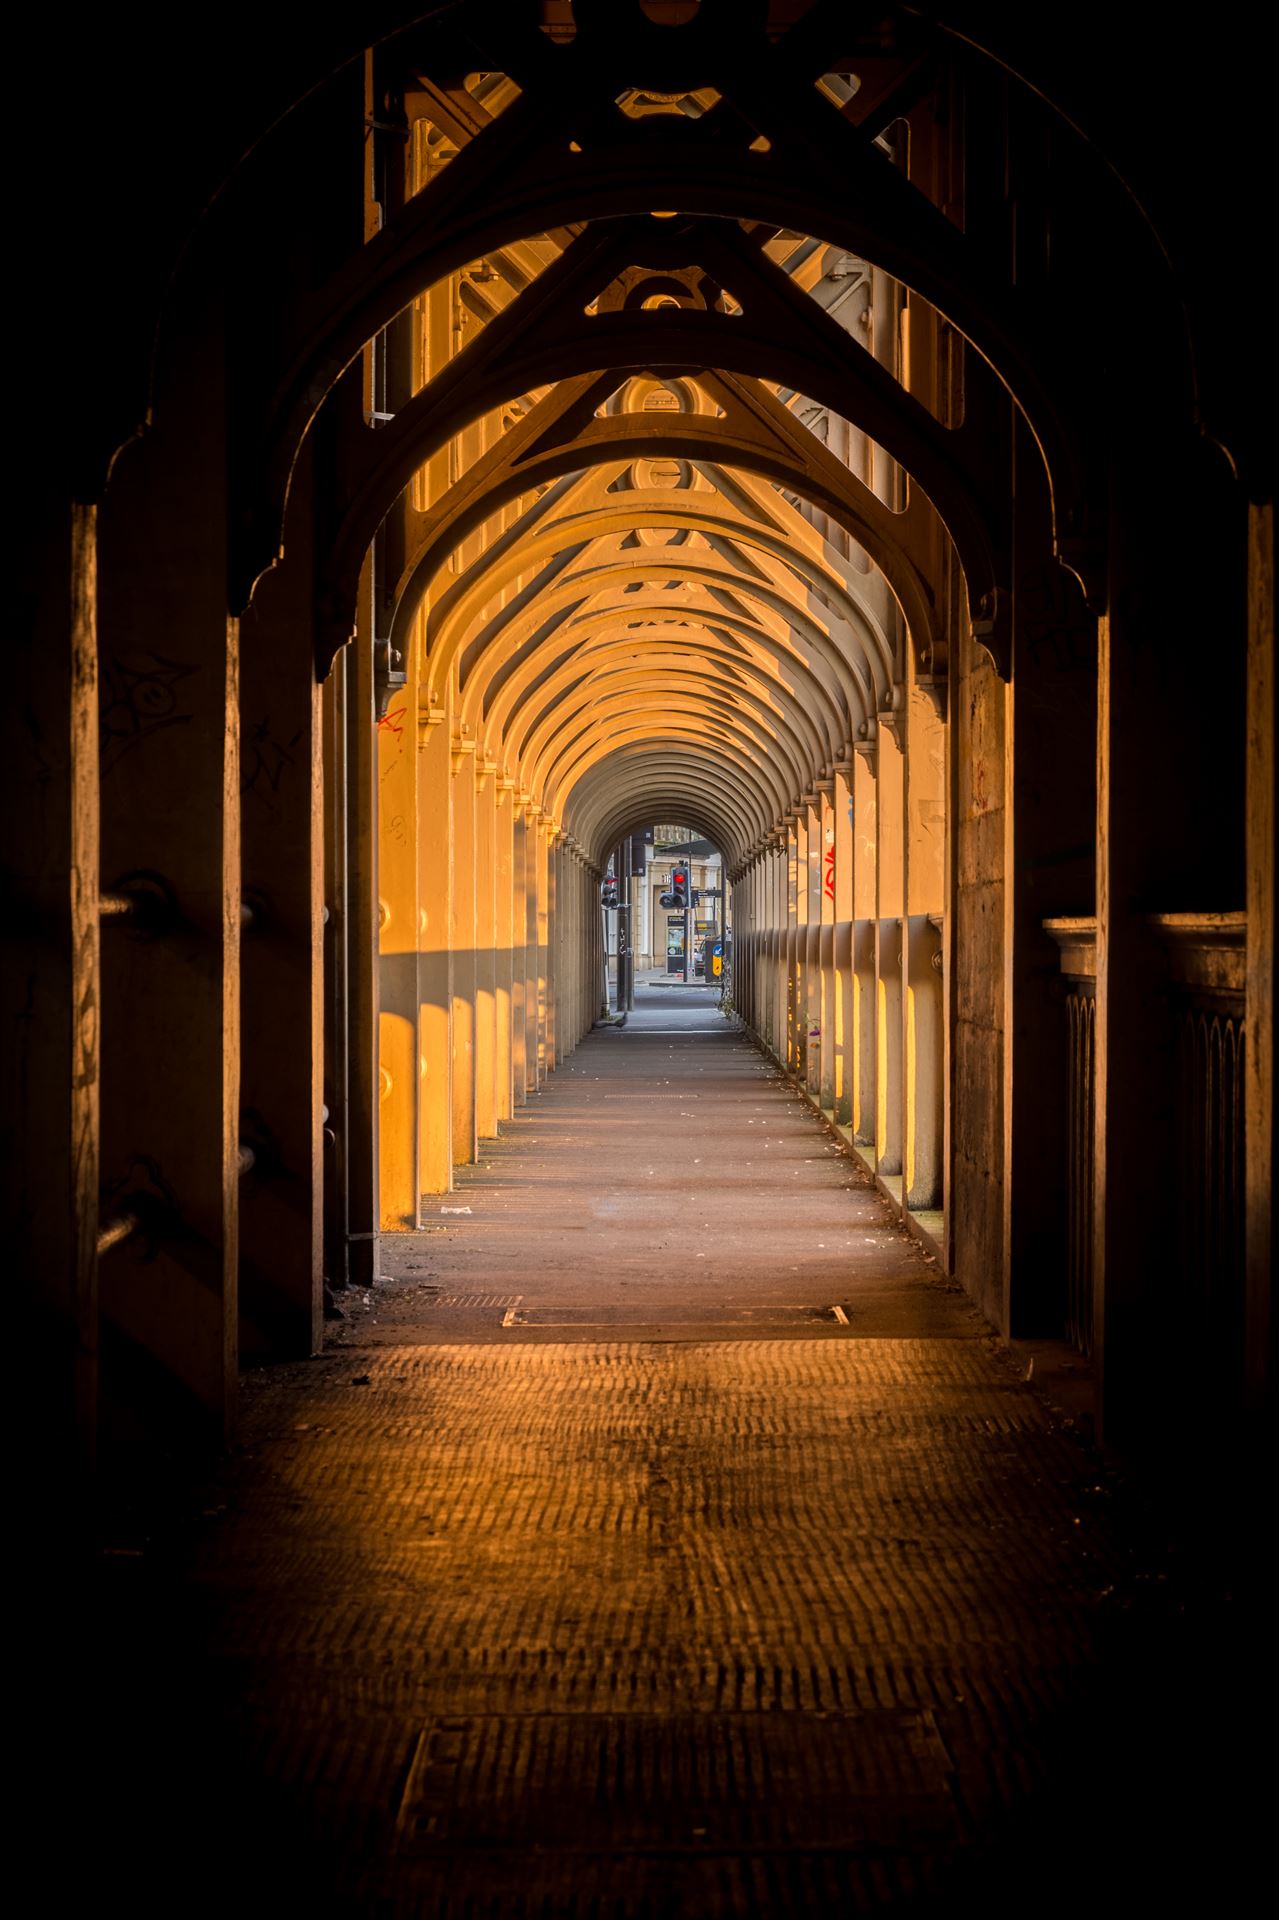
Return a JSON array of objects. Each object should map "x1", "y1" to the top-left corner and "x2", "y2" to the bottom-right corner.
[
  {"x1": 1149, "y1": 914, "x2": 1247, "y2": 1425},
  {"x1": 1044, "y1": 919, "x2": 1098, "y2": 1359}
]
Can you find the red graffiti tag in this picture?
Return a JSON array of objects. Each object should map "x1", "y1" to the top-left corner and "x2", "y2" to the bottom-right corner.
[{"x1": 377, "y1": 704, "x2": 408, "y2": 737}]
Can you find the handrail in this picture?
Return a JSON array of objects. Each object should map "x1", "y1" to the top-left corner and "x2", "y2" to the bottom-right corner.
[
  {"x1": 96, "y1": 1211, "x2": 140, "y2": 1257},
  {"x1": 96, "y1": 1142, "x2": 255, "y2": 1258},
  {"x1": 98, "y1": 889, "x2": 257, "y2": 930}
]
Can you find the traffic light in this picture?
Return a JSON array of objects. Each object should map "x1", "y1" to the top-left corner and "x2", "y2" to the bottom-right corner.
[
  {"x1": 601, "y1": 874, "x2": 619, "y2": 908},
  {"x1": 657, "y1": 864, "x2": 689, "y2": 910}
]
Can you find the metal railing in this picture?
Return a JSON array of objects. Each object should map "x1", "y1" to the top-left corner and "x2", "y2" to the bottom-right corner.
[
  {"x1": 1150, "y1": 914, "x2": 1246, "y2": 1404},
  {"x1": 1044, "y1": 919, "x2": 1096, "y2": 1357},
  {"x1": 96, "y1": 1143, "x2": 257, "y2": 1259}
]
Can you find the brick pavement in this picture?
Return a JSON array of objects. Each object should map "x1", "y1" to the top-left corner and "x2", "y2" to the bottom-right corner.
[{"x1": 84, "y1": 996, "x2": 1254, "y2": 1915}]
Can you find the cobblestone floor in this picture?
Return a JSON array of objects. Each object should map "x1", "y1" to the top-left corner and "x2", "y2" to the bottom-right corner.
[{"x1": 84, "y1": 997, "x2": 1259, "y2": 1915}]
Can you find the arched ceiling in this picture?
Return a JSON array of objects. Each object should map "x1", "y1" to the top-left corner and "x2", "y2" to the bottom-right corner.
[
  {"x1": 370, "y1": 41, "x2": 952, "y2": 879},
  {"x1": 236, "y1": 0, "x2": 1134, "y2": 879},
  {"x1": 420, "y1": 369, "x2": 909, "y2": 871}
]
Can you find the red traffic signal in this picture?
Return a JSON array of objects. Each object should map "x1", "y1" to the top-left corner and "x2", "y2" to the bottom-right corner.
[{"x1": 658, "y1": 865, "x2": 690, "y2": 909}]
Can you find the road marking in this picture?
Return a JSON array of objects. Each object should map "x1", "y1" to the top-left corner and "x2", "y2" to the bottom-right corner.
[{"x1": 830, "y1": 1304, "x2": 850, "y2": 1324}]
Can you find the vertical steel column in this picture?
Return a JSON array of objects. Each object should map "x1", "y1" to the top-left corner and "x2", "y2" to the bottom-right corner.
[
  {"x1": 9, "y1": 496, "x2": 100, "y2": 1497},
  {"x1": 239, "y1": 435, "x2": 325, "y2": 1355}
]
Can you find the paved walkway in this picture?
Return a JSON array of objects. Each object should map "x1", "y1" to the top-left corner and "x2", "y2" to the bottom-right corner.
[{"x1": 86, "y1": 993, "x2": 1251, "y2": 1915}]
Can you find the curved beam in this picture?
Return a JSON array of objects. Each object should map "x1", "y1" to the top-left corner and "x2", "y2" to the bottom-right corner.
[
  {"x1": 516, "y1": 664, "x2": 820, "y2": 811},
  {"x1": 567, "y1": 753, "x2": 768, "y2": 866},
  {"x1": 245, "y1": 12, "x2": 1092, "y2": 606},
  {"x1": 574, "y1": 752, "x2": 773, "y2": 867},
  {"x1": 477, "y1": 624, "x2": 849, "y2": 777},
  {"x1": 537, "y1": 705, "x2": 797, "y2": 824},
  {"x1": 459, "y1": 566, "x2": 864, "y2": 739},
  {"x1": 434, "y1": 503, "x2": 891, "y2": 733},
  {"x1": 390, "y1": 370, "x2": 938, "y2": 677},
  {"x1": 434, "y1": 502, "x2": 892, "y2": 726},
  {"x1": 547, "y1": 723, "x2": 785, "y2": 842},
  {"x1": 316, "y1": 285, "x2": 991, "y2": 675},
  {"x1": 507, "y1": 625, "x2": 838, "y2": 776}
]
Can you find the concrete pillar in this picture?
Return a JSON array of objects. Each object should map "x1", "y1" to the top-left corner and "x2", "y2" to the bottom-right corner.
[
  {"x1": 417, "y1": 710, "x2": 453, "y2": 1193},
  {"x1": 804, "y1": 800, "x2": 822, "y2": 1100},
  {"x1": 876, "y1": 725, "x2": 905, "y2": 1184},
  {"x1": 577, "y1": 857, "x2": 585, "y2": 1031},
  {"x1": 511, "y1": 807, "x2": 529, "y2": 1103},
  {"x1": 833, "y1": 767, "x2": 855, "y2": 1128},
  {"x1": 520, "y1": 809, "x2": 533, "y2": 1084},
  {"x1": 734, "y1": 864, "x2": 746, "y2": 1021},
  {"x1": 376, "y1": 582, "x2": 421, "y2": 1230},
  {"x1": 545, "y1": 837, "x2": 559, "y2": 1073},
  {"x1": 904, "y1": 667, "x2": 947, "y2": 1218},
  {"x1": 788, "y1": 818, "x2": 803, "y2": 1072},
  {"x1": 474, "y1": 766, "x2": 498, "y2": 1143},
  {"x1": 818, "y1": 789, "x2": 836, "y2": 1110},
  {"x1": 534, "y1": 814, "x2": 550, "y2": 1086},
  {"x1": 852, "y1": 751, "x2": 878, "y2": 1146},
  {"x1": 451, "y1": 741, "x2": 478, "y2": 1165},
  {"x1": 772, "y1": 840, "x2": 788, "y2": 1057},
  {"x1": 752, "y1": 857, "x2": 762, "y2": 1032},
  {"x1": 495, "y1": 779, "x2": 516, "y2": 1123},
  {"x1": 578, "y1": 856, "x2": 589, "y2": 1040}
]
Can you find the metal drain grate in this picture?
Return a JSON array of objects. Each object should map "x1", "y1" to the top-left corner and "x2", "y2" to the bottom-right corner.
[
  {"x1": 501, "y1": 1305, "x2": 850, "y2": 1328},
  {"x1": 433, "y1": 1291, "x2": 525, "y2": 1309},
  {"x1": 395, "y1": 1710, "x2": 957, "y2": 1856}
]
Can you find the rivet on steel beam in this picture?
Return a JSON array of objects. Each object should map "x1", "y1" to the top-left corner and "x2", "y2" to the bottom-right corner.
[
  {"x1": 99, "y1": 873, "x2": 178, "y2": 934},
  {"x1": 96, "y1": 1211, "x2": 140, "y2": 1258}
]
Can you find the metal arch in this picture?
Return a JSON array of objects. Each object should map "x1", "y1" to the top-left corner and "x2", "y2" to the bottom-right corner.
[
  {"x1": 544, "y1": 728, "x2": 792, "y2": 838},
  {"x1": 447, "y1": 522, "x2": 882, "y2": 736},
  {"x1": 542, "y1": 717, "x2": 792, "y2": 838},
  {"x1": 431, "y1": 494, "x2": 892, "y2": 725},
  {"x1": 477, "y1": 619, "x2": 851, "y2": 777},
  {"x1": 434, "y1": 487, "x2": 902, "y2": 714},
  {"x1": 458, "y1": 565, "x2": 864, "y2": 752},
  {"x1": 568, "y1": 755, "x2": 769, "y2": 866},
  {"x1": 314, "y1": 227, "x2": 994, "y2": 674},
  {"x1": 513, "y1": 659, "x2": 824, "y2": 811},
  {"x1": 581, "y1": 765, "x2": 771, "y2": 870},
  {"x1": 535, "y1": 702, "x2": 801, "y2": 827},
  {"x1": 388, "y1": 368, "x2": 939, "y2": 679},
  {"x1": 509, "y1": 620, "x2": 840, "y2": 776},
  {"x1": 554, "y1": 592, "x2": 863, "y2": 757},
  {"x1": 468, "y1": 587, "x2": 858, "y2": 750},
  {"x1": 568, "y1": 753, "x2": 770, "y2": 856},
  {"x1": 527, "y1": 700, "x2": 808, "y2": 835},
  {"x1": 242, "y1": 3, "x2": 1092, "y2": 610}
]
